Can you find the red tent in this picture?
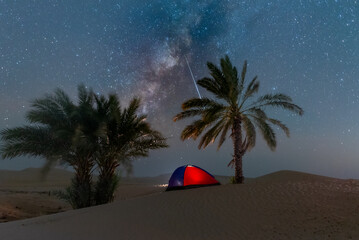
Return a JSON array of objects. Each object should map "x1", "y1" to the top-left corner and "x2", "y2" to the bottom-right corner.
[{"x1": 166, "y1": 165, "x2": 220, "y2": 191}]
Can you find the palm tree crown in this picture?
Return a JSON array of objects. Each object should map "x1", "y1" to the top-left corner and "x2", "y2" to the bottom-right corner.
[
  {"x1": 0, "y1": 84, "x2": 168, "y2": 206},
  {"x1": 1, "y1": 85, "x2": 101, "y2": 208},
  {"x1": 1, "y1": 85, "x2": 99, "y2": 167},
  {"x1": 95, "y1": 94, "x2": 168, "y2": 172},
  {"x1": 174, "y1": 56, "x2": 303, "y2": 183}
]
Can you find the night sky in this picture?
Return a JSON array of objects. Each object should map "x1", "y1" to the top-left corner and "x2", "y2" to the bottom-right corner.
[{"x1": 1, "y1": 1, "x2": 359, "y2": 179}]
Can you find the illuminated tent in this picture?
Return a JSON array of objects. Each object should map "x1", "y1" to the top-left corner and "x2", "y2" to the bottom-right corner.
[{"x1": 166, "y1": 165, "x2": 220, "y2": 191}]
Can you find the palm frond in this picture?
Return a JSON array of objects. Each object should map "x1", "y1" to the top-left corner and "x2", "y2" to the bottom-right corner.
[
  {"x1": 196, "y1": 77, "x2": 226, "y2": 100},
  {"x1": 173, "y1": 109, "x2": 203, "y2": 122},
  {"x1": 246, "y1": 93, "x2": 293, "y2": 109},
  {"x1": 180, "y1": 120, "x2": 208, "y2": 140},
  {"x1": 260, "y1": 101, "x2": 304, "y2": 115},
  {"x1": 0, "y1": 126, "x2": 62, "y2": 159},
  {"x1": 206, "y1": 62, "x2": 226, "y2": 88},
  {"x1": 253, "y1": 118, "x2": 276, "y2": 151},
  {"x1": 267, "y1": 118, "x2": 290, "y2": 137},
  {"x1": 77, "y1": 84, "x2": 94, "y2": 106},
  {"x1": 217, "y1": 120, "x2": 232, "y2": 150},
  {"x1": 256, "y1": 93, "x2": 293, "y2": 103},
  {"x1": 219, "y1": 56, "x2": 233, "y2": 95},
  {"x1": 126, "y1": 98, "x2": 141, "y2": 118},
  {"x1": 201, "y1": 105, "x2": 227, "y2": 122},
  {"x1": 221, "y1": 55, "x2": 239, "y2": 104},
  {"x1": 181, "y1": 97, "x2": 224, "y2": 110},
  {"x1": 238, "y1": 60, "x2": 247, "y2": 97},
  {"x1": 198, "y1": 119, "x2": 225, "y2": 149},
  {"x1": 240, "y1": 76, "x2": 259, "y2": 107},
  {"x1": 26, "y1": 98, "x2": 72, "y2": 127},
  {"x1": 241, "y1": 115, "x2": 256, "y2": 151},
  {"x1": 247, "y1": 107, "x2": 267, "y2": 119}
]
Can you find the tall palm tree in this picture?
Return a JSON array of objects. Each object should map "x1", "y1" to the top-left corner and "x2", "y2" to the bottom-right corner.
[
  {"x1": 174, "y1": 56, "x2": 303, "y2": 183},
  {"x1": 93, "y1": 94, "x2": 168, "y2": 204},
  {"x1": 0, "y1": 85, "x2": 101, "y2": 208}
]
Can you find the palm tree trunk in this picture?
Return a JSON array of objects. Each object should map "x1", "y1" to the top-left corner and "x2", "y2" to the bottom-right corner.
[
  {"x1": 73, "y1": 157, "x2": 94, "y2": 208},
  {"x1": 95, "y1": 158, "x2": 119, "y2": 205},
  {"x1": 232, "y1": 116, "x2": 244, "y2": 184}
]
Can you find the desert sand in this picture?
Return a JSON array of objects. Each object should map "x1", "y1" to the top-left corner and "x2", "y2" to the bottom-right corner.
[
  {"x1": 0, "y1": 168, "x2": 168, "y2": 222},
  {"x1": 0, "y1": 169, "x2": 359, "y2": 239},
  {"x1": 0, "y1": 168, "x2": 73, "y2": 222}
]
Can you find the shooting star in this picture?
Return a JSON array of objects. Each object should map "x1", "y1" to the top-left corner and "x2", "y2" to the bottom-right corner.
[{"x1": 185, "y1": 55, "x2": 202, "y2": 99}]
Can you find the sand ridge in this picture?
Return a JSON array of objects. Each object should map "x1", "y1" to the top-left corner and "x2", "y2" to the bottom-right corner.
[{"x1": 0, "y1": 170, "x2": 358, "y2": 239}]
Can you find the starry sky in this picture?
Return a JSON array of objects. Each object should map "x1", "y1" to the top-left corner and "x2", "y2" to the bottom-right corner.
[{"x1": 1, "y1": 0, "x2": 359, "y2": 179}]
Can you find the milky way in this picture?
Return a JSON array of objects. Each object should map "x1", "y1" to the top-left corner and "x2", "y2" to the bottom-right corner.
[{"x1": 1, "y1": 1, "x2": 359, "y2": 178}]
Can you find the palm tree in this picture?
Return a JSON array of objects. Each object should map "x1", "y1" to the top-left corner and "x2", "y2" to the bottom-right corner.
[
  {"x1": 93, "y1": 94, "x2": 168, "y2": 205},
  {"x1": 174, "y1": 56, "x2": 303, "y2": 183},
  {"x1": 0, "y1": 85, "x2": 101, "y2": 208}
]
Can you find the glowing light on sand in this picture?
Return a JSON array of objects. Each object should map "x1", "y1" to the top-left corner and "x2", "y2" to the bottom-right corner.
[{"x1": 154, "y1": 184, "x2": 168, "y2": 187}]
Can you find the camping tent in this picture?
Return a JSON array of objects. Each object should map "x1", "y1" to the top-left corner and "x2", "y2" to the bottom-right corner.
[{"x1": 166, "y1": 165, "x2": 220, "y2": 191}]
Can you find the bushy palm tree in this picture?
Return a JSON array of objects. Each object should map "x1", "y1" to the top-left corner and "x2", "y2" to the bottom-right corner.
[
  {"x1": 94, "y1": 95, "x2": 168, "y2": 205},
  {"x1": 1, "y1": 84, "x2": 168, "y2": 207},
  {"x1": 0, "y1": 85, "x2": 101, "y2": 208},
  {"x1": 174, "y1": 56, "x2": 303, "y2": 183}
]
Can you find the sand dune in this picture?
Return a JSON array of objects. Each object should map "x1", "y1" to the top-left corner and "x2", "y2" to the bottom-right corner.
[
  {"x1": 0, "y1": 168, "x2": 170, "y2": 222},
  {"x1": 0, "y1": 170, "x2": 358, "y2": 239},
  {"x1": 0, "y1": 168, "x2": 73, "y2": 191},
  {"x1": 0, "y1": 168, "x2": 73, "y2": 222}
]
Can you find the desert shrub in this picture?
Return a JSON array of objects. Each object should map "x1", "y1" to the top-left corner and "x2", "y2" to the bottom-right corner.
[
  {"x1": 54, "y1": 177, "x2": 94, "y2": 209},
  {"x1": 94, "y1": 174, "x2": 120, "y2": 205}
]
